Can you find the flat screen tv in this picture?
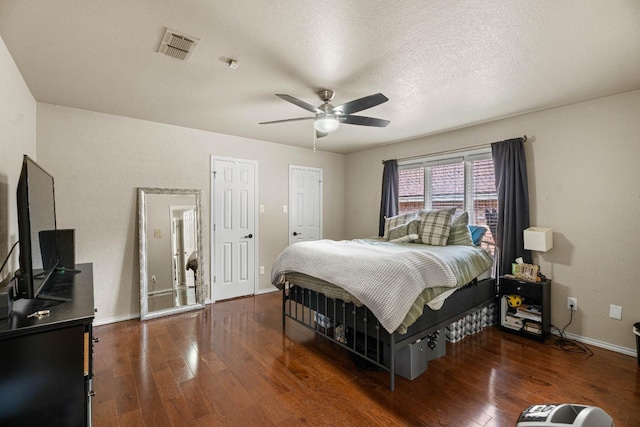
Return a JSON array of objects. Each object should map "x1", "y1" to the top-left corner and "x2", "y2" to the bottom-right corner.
[{"x1": 15, "y1": 155, "x2": 59, "y2": 299}]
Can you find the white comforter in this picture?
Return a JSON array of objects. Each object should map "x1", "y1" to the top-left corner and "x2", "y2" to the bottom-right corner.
[{"x1": 271, "y1": 239, "x2": 491, "y2": 334}]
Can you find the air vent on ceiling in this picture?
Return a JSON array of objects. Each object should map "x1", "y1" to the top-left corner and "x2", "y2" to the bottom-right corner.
[{"x1": 158, "y1": 28, "x2": 200, "y2": 62}]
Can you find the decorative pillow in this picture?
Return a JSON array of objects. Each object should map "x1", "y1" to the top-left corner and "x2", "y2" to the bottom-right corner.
[
  {"x1": 469, "y1": 225, "x2": 488, "y2": 246},
  {"x1": 447, "y1": 212, "x2": 474, "y2": 246},
  {"x1": 388, "y1": 223, "x2": 410, "y2": 241},
  {"x1": 417, "y1": 208, "x2": 455, "y2": 246},
  {"x1": 383, "y1": 211, "x2": 418, "y2": 239},
  {"x1": 408, "y1": 218, "x2": 421, "y2": 235},
  {"x1": 389, "y1": 234, "x2": 419, "y2": 244}
]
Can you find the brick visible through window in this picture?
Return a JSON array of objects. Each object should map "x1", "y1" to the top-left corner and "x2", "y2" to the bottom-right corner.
[{"x1": 398, "y1": 153, "x2": 497, "y2": 246}]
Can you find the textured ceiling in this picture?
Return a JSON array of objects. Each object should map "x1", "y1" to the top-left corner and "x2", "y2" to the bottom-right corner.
[{"x1": 1, "y1": 0, "x2": 639, "y2": 154}]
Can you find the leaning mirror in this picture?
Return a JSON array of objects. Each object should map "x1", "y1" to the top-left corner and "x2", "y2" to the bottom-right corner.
[{"x1": 138, "y1": 187, "x2": 205, "y2": 320}]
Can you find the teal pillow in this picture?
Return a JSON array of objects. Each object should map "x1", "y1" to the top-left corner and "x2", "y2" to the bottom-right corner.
[{"x1": 469, "y1": 225, "x2": 488, "y2": 246}]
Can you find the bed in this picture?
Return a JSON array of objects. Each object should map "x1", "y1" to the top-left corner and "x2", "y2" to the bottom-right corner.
[{"x1": 271, "y1": 210, "x2": 496, "y2": 390}]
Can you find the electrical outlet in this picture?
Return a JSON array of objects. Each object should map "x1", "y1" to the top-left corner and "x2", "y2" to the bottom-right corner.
[{"x1": 567, "y1": 297, "x2": 577, "y2": 311}]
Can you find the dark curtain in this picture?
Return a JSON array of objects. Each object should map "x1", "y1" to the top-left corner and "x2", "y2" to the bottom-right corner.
[
  {"x1": 379, "y1": 160, "x2": 399, "y2": 236},
  {"x1": 491, "y1": 138, "x2": 531, "y2": 277}
]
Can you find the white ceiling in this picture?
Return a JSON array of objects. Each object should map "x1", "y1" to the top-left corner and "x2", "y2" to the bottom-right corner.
[{"x1": 1, "y1": 1, "x2": 639, "y2": 154}]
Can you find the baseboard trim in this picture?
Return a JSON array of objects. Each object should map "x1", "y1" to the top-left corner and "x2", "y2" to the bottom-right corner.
[
  {"x1": 256, "y1": 287, "x2": 278, "y2": 296},
  {"x1": 94, "y1": 313, "x2": 139, "y2": 326},
  {"x1": 562, "y1": 331, "x2": 636, "y2": 357}
]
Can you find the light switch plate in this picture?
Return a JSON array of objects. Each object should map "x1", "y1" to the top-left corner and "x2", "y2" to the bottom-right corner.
[{"x1": 609, "y1": 304, "x2": 622, "y2": 320}]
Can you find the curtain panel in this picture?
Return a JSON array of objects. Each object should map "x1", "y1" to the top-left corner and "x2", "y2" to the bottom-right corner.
[
  {"x1": 491, "y1": 138, "x2": 531, "y2": 277},
  {"x1": 379, "y1": 160, "x2": 399, "y2": 236}
]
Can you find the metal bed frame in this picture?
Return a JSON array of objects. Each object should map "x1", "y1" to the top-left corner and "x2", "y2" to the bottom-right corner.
[{"x1": 282, "y1": 277, "x2": 496, "y2": 390}]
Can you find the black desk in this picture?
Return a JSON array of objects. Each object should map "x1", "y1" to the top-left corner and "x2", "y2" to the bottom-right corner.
[{"x1": 0, "y1": 263, "x2": 95, "y2": 426}]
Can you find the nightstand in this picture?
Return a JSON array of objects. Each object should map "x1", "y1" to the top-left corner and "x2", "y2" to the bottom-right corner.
[{"x1": 498, "y1": 276, "x2": 551, "y2": 342}]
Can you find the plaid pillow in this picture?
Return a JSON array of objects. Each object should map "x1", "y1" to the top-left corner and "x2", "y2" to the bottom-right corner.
[
  {"x1": 388, "y1": 223, "x2": 410, "y2": 240},
  {"x1": 388, "y1": 220, "x2": 421, "y2": 242},
  {"x1": 447, "y1": 212, "x2": 474, "y2": 246},
  {"x1": 383, "y1": 211, "x2": 418, "y2": 239},
  {"x1": 408, "y1": 219, "x2": 421, "y2": 235},
  {"x1": 389, "y1": 234, "x2": 419, "y2": 243},
  {"x1": 417, "y1": 208, "x2": 455, "y2": 246}
]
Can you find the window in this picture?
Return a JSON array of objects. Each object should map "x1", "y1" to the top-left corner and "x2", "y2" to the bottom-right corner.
[{"x1": 398, "y1": 150, "x2": 497, "y2": 244}]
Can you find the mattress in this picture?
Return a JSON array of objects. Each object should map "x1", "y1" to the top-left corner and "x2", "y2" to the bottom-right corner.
[{"x1": 272, "y1": 239, "x2": 494, "y2": 334}]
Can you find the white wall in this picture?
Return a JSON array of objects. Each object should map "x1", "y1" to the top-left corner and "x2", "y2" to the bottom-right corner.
[
  {"x1": 0, "y1": 35, "x2": 36, "y2": 280},
  {"x1": 345, "y1": 90, "x2": 640, "y2": 352},
  {"x1": 36, "y1": 104, "x2": 345, "y2": 323}
]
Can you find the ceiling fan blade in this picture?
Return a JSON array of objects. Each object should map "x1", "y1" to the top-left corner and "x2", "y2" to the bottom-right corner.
[
  {"x1": 332, "y1": 93, "x2": 388, "y2": 115},
  {"x1": 316, "y1": 130, "x2": 328, "y2": 139},
  {"x1": 276, "y1": 94, "x2": 321, "y2": 113},
  {"x1": 259, "y1": 117, "x2": 314, "y2": 125},
  {"x1": 341, "y1": 115, "x2": 390, "y2": 127}
]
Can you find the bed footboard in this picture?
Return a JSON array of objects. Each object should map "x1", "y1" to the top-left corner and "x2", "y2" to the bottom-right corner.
[
  {"x1": 282, "y1": 285, "x2": 399, "y2": 390},
  {"x1": 281, "y1": 277, "x2": 496, "y2": 391}
]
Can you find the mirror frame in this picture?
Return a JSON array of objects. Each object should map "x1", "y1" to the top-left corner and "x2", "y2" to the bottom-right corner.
[{"x1": 138, "y1": 187, "x2": 205, "y2": 320}]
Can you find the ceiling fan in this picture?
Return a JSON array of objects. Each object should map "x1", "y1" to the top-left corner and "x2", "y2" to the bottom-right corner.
[{"x1": 259, "y1": 90, "x2": 390, "y2": 138}]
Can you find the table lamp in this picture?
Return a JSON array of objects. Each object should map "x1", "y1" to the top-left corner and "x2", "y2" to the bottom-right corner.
[
  {"x1": 524, "y1": 227, "x2": 553, "y2": 252},
  {"x1": 524, "y1": 227, "x2": 553, "y2": 279}
]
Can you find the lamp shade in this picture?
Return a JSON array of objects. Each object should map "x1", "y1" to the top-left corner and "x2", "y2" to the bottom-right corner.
[
  {"x1": 524, "y1": 227, "x2": 553, "y2": 252},
  {"x1": 314, "y1": 115, "x2": 339, "y2": 133}
]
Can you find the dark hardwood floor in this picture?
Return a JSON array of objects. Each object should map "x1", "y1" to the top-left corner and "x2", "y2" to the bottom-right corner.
[{"x1": 93, "y1": 292, "x2": 640, "y2": 426}]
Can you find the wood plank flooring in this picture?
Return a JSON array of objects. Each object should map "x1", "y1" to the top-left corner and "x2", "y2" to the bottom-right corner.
[{"x1": 92, "y1": 292, "x2": 640, "y2": 426}]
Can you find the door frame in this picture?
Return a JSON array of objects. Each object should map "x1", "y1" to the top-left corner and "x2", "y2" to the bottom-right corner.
[
  {"x1": 288, "y1": 165, "x2": 323, "y2": 245},
  {"x1": 210, "y1": 155, "x2": 259, "y2": 303}
]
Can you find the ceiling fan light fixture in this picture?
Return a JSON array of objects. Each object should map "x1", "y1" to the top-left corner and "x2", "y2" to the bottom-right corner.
[{"x1": 314, "y1": 115, "x2": 339, "y2": 133}]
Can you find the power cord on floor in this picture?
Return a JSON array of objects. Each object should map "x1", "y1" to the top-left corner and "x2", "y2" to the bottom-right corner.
[{"x1": 549, "y1": 305, "x2": 593, "y2": 358}]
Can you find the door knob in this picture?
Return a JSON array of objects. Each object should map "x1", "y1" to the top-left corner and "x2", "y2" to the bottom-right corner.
[
  {"x1": 293, "y1": 231, "x2": 302, "y2": 236},
  {"x1": 243, "y1": 233, "x2": 253, "y2": 239}
]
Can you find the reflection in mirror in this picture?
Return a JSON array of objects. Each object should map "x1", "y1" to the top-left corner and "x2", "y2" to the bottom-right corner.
[{"x1": 138, "y1": 188, "x2": 205, "y2": 320}]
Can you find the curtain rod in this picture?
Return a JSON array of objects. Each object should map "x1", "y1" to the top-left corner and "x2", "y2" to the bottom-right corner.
[{"x1": 382, "y1": 135, "x2": 528, "y2": 164}]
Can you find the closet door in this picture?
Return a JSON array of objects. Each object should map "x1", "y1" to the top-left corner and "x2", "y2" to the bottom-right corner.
[
  {"x1": 289, "y1": 165, "x2": 322, "y2": 245},
  {"x1": 212, "y1": 157, "x2": 257, "y2": 301}
]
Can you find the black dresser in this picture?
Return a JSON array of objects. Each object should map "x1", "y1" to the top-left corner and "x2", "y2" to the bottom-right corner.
[{"x1": 0, "y1": 263, "x2": 95, "y2": 426}]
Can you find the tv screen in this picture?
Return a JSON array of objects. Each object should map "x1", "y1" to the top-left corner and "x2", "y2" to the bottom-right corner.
[{"x1": 16, "y1": 155, "x2": 59, "y2": 299}]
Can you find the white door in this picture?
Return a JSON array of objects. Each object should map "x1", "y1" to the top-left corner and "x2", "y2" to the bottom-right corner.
[
  {"x1": 212, "y1": 157, "x2": 257, "y2": 301},
  {"x1": 289, "y1": 166, "x2": 322, "y2": 245}
]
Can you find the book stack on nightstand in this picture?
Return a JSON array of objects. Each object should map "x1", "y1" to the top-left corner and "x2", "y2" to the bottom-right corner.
[
  {"x1": 505, "y1": 303, "x2": 543, "y2": 334},
  {"x1": 498, "y1": 276, "x2": 551, "y2": 342}
]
